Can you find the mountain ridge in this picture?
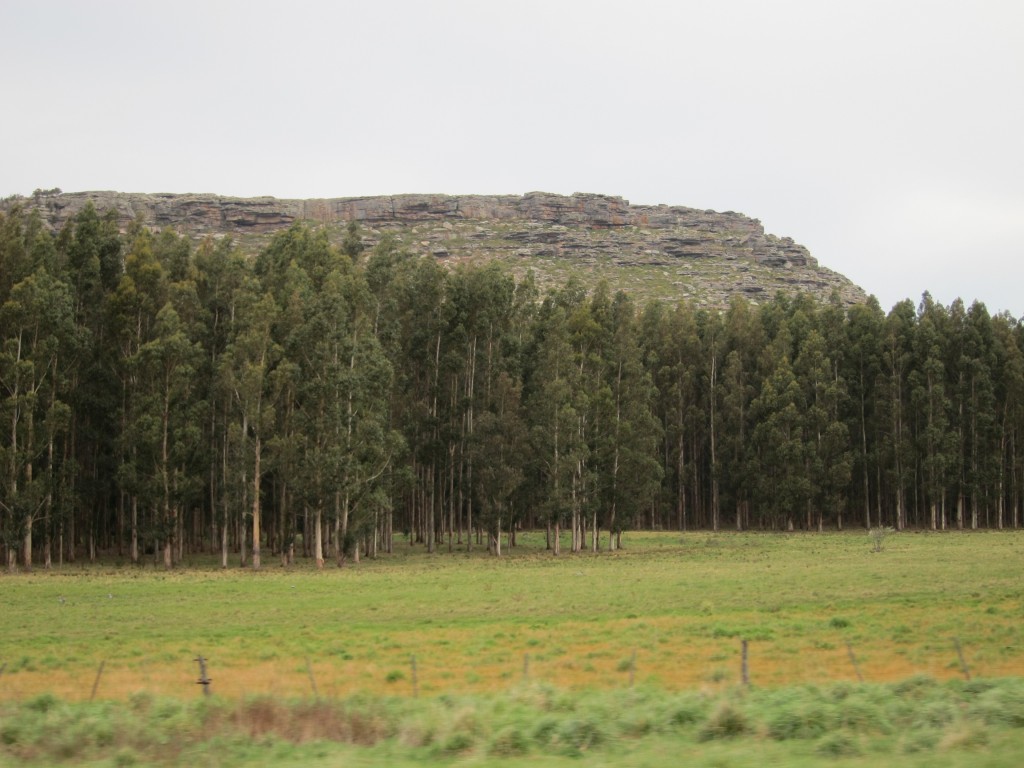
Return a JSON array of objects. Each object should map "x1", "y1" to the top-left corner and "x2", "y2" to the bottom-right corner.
[{"x1": 4, "y1": 189, "x2": 867, "y2": 308}]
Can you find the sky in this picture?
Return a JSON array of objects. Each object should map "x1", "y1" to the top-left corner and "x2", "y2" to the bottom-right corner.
[{"x1": 2, "y1": 0, "x2": 1022, "y2": 315}]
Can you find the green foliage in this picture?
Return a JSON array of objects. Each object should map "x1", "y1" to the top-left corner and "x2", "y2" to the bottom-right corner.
[
  {"x1": 697, "y1": 701, "x2": 750, "y2": 740},
  {"x1": 4, "y1": 200, "x2": 1024, "y2": 576}
]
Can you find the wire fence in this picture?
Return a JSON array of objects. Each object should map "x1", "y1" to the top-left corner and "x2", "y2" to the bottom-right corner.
[{"x1": 0, "y1": 635, "x2": 987, "y2": 704}]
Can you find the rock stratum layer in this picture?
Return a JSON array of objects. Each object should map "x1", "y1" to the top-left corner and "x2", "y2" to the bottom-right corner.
[{"x1": 6, "y1": 190, "x2": 866, "y2": 307}]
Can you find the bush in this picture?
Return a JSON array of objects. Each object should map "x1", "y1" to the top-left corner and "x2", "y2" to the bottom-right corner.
[
  {"x1": 766, "y1": 701, "x2": 834, "y2": 741},
  {"x1": 913, "y1": 700, "x2": 958, "y2": 729},
  {"x1": 554, "y1": 717, "x2": 605, "y2": 756},
  {"x1": 869, "y1": 526, "x2": 894, "y2": 552},
  {"x1": 901, "y1": 728, "x2": 940, "y2": 754},
  {"x1": 816, "y1": 730, "x2": 862, "y2": 757},
  {"x1": 26, "y1": 693, "x2": 60, "y2": 714},
  {"x1": 489, "y1": 725, "x2": 529, "y2": 757},
  {"x1": 967, "y1": 681, "x2": 1024, "y2": 727},
  {"x1": 668, "y1": 694, "x2": 709, "y2": 726},
  {"x1": 697, "y1": 702, "x2": 749, "y2": 741}
]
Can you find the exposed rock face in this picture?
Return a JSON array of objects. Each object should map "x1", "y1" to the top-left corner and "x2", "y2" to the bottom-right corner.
[{"x1": 4, "y1": 190, "x2": 866, "y2": 307}]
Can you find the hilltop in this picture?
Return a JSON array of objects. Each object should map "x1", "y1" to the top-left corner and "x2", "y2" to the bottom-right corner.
[{"x1": 6, "y1": 189, "x2": 866, "y2": 308}]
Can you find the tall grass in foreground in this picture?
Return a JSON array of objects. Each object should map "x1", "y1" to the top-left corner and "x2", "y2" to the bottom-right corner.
[{"x1": 2, "y1": 677, "x2": 1024, "y2": 766}]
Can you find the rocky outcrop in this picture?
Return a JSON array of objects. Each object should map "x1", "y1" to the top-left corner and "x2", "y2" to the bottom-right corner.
[{"x1": 3, "y1": 189, "x2": 866, "y2": 307}]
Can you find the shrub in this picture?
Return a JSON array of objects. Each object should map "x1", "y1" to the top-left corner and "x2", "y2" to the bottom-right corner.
[
  {"x1": 668, "y1": 694, "x2": 709, "y2": 726},
  {"x1": 26, "y1": 693, "x2": 59, "y2": 714},
  {"x1": 967, "y1": 681, "x2": 1024, "y2": 727},
  {"x1": 489, "y1": 725, "x2": 529, "y2": 757},
  {"x1": 913, "y1": 700, "x2": 958, "y2": 729},
  {"x1": 697, "y1": 702, "x2": 749, "y2": 741},
  {"x1": 901, "y1": 728, "x2": 939, "y2": 754},
  {"x1": 869, "y1": 526, "x2": 894, "y2": 552},
  {"x1": 766, "y1": 701, "x2": 834, "y2": 741},
  {"x1": 554, "y1": 717, "x2": 605, "y2": 756},
  {"x1": 816, "y1": 730, "x2": 862, "y2": 757}
]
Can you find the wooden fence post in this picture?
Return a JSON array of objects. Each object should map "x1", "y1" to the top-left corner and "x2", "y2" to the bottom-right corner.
[
  {"x1": 741, "y1": 639, "x2": 749, "y2": 687},
  {"x1": 305, "y1": 656, "x2": 319, "y2": 699},
  {"x1": 195, "y1": 655, "x2": 212, "y2": 696},
  {"x1": 523, "y1": 653, "x2": 529, "y2": 682},
  {"x1": 846, "y1": 641, "x2": 864, "y2": 682},
  {"x1": 953, "y1": 638, "x2": 972, "y2": 681},
  {"x1": 628, "y1": 648, "x2": 637, "y2": 688},
  {"x1": 90, "y1": 660, "x2": 105, "y2": 702},
  {"x1": 410, "y1": 654, "x2": 418, "y2": 698}
]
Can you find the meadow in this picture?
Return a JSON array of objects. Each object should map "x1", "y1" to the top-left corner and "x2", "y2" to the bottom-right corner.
[{"x1": 2, "y1": 530, "x2": 1024, "y2": 765}]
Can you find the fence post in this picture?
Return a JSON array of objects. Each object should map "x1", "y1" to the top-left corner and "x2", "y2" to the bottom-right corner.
[
  {"x1": 305, "y1": 656, "x2": 319, "y2": 699},
  {"x1": 628, "y1": 648, "x2": 637, "y2": 687},
  {"x1": 195, "y1": 655, "x2": 212, "y2": 696},
  {"x1": 89, "y1": 660, "x2": 105, "y2": 702},
  {"x1": 741, "y1": 639, "x2": 749, "y2": 687},
  {"x1": 953, "y1": 638, "x2": 972, "y2": 681},
  {"x1": 523, "y1": 653, "x2": 529, "y2": 682},
  {"x1": 846, "y1": 642, "x2": 864, "y2": 682},
  {"x1": 410, "y1": 654, "x2": 418, "y2": 698}
]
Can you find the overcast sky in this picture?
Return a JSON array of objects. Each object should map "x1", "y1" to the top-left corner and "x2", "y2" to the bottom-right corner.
[{"x1": 2, "y1": 0, "x2": 1022, "y2": 315}]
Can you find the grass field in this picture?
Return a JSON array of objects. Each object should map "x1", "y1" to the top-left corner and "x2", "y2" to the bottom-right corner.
[
  {"x1": 2, "y1": 530, "x2": 1023, "y2": 701},
  {"x1": 1, "y1": 530, "x2": 1023, "y2": 765}
]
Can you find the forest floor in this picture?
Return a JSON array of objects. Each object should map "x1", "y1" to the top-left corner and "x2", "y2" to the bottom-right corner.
[{"x1": 1, "y1": 529, "x2": 1023, "y2": 765}]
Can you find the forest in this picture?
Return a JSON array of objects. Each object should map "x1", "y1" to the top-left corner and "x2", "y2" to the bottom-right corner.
[{"x1": 2, "y1": 202, "x2": 1023, "y2": 571}]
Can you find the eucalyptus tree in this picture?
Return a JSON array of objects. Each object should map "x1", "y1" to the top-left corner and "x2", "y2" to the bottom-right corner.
[
  {"x1": 795, "y1": 329, "x2": 852, "y2": 530},
  {"x1": 220, "y1": 284, "x2": 279, "y2": 569},
  {"x1": 445, "y1": 264, "x2": 518, "y2": 549},
  {"x1": 639, "y1": 300, "x2": 702, "y2": 530},
  {"x1": 526, "y1": 294, "x2": 586, "y2": 555},
  {"x1": 749, "y1": 327, "x2": 810, "y2": 530},
  {"x1": 719, "y1": 297, "x2": 765, "y2": 530},
  {"x1": 879, "y1": 300, "x2": 917, "y2": 529},
  {"x1": 60, "y1": 203, "x2": 122, "y2": 561},
  {"x1": 473, "y1": 371, "x2": 527, "y2": 555},
  {"x1": 595, "y1": 291, "x2": 662, "y2": 549},
  {"x1": 132, "y1": 303, "x2": 204, "y2": 567},
  {"x1": 844, "y1": 297, "x2": 885, "y2": 527},
  {"x1": 911, "y1": 294, "x2": 956, "y2": 530},
  {"x1": 961, "y1": 301, "x2": 999, "y2": 529},
  {"x1": 194, "y1": 236, "x2": 250, "y2": 563},
  {"x1": 0, "y1": 219, "x2": 75, "y2": 569},
  {"x1": 992, "y1": 312, "x2": 1024, "y2": 528},
  {"x1": 108, "y1": 228, "x2": 168, "y2": 562},
  {"x1": 697, "y1": 308, "x2": 725, "y2": 530}
]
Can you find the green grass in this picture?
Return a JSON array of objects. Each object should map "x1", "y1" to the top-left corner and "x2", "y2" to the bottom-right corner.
[
  {"x1": 2, "y1": 530, "x2": 1023, "y2": 701},
  {"x1": 2, "y1": 529, "x2": 1024, "y2": 763},
  {"x1": 4, "y1": 679, "x2": 1024, "y2": 766}
]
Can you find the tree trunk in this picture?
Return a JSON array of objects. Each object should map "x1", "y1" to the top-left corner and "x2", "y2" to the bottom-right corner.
[
  {"x1": 220, "y1": 521, "x2": 228, "y2": 569},
  {"x1": 709, "y1": 345, "x2": 719, "y2": 532},
  {"x1": 314, "y1": 504, "x2": 324, "y2": 569},
  {"x1": 251, "y1": 434, "x2": 262, "y2": 569}
]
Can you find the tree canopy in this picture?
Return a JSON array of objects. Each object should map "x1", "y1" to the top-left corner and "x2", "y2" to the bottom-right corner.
[{"x1": 3, "y1": 204, "x2": 1023, "y2": 570}]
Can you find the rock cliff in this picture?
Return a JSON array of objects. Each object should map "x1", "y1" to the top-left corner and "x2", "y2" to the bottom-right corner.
[{"x1": 4, "y1": 190, "x2": 866, "y2": 307}]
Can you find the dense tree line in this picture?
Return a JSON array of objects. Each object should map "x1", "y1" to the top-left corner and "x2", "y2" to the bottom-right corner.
[{"x1": 3, "y1": 203, "x2": 1024, "y2": 569}]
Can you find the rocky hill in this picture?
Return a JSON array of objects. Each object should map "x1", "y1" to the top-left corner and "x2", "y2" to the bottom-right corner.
[{"x1": 5, "y1": 189, "x2": 866, "y2": 308}]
